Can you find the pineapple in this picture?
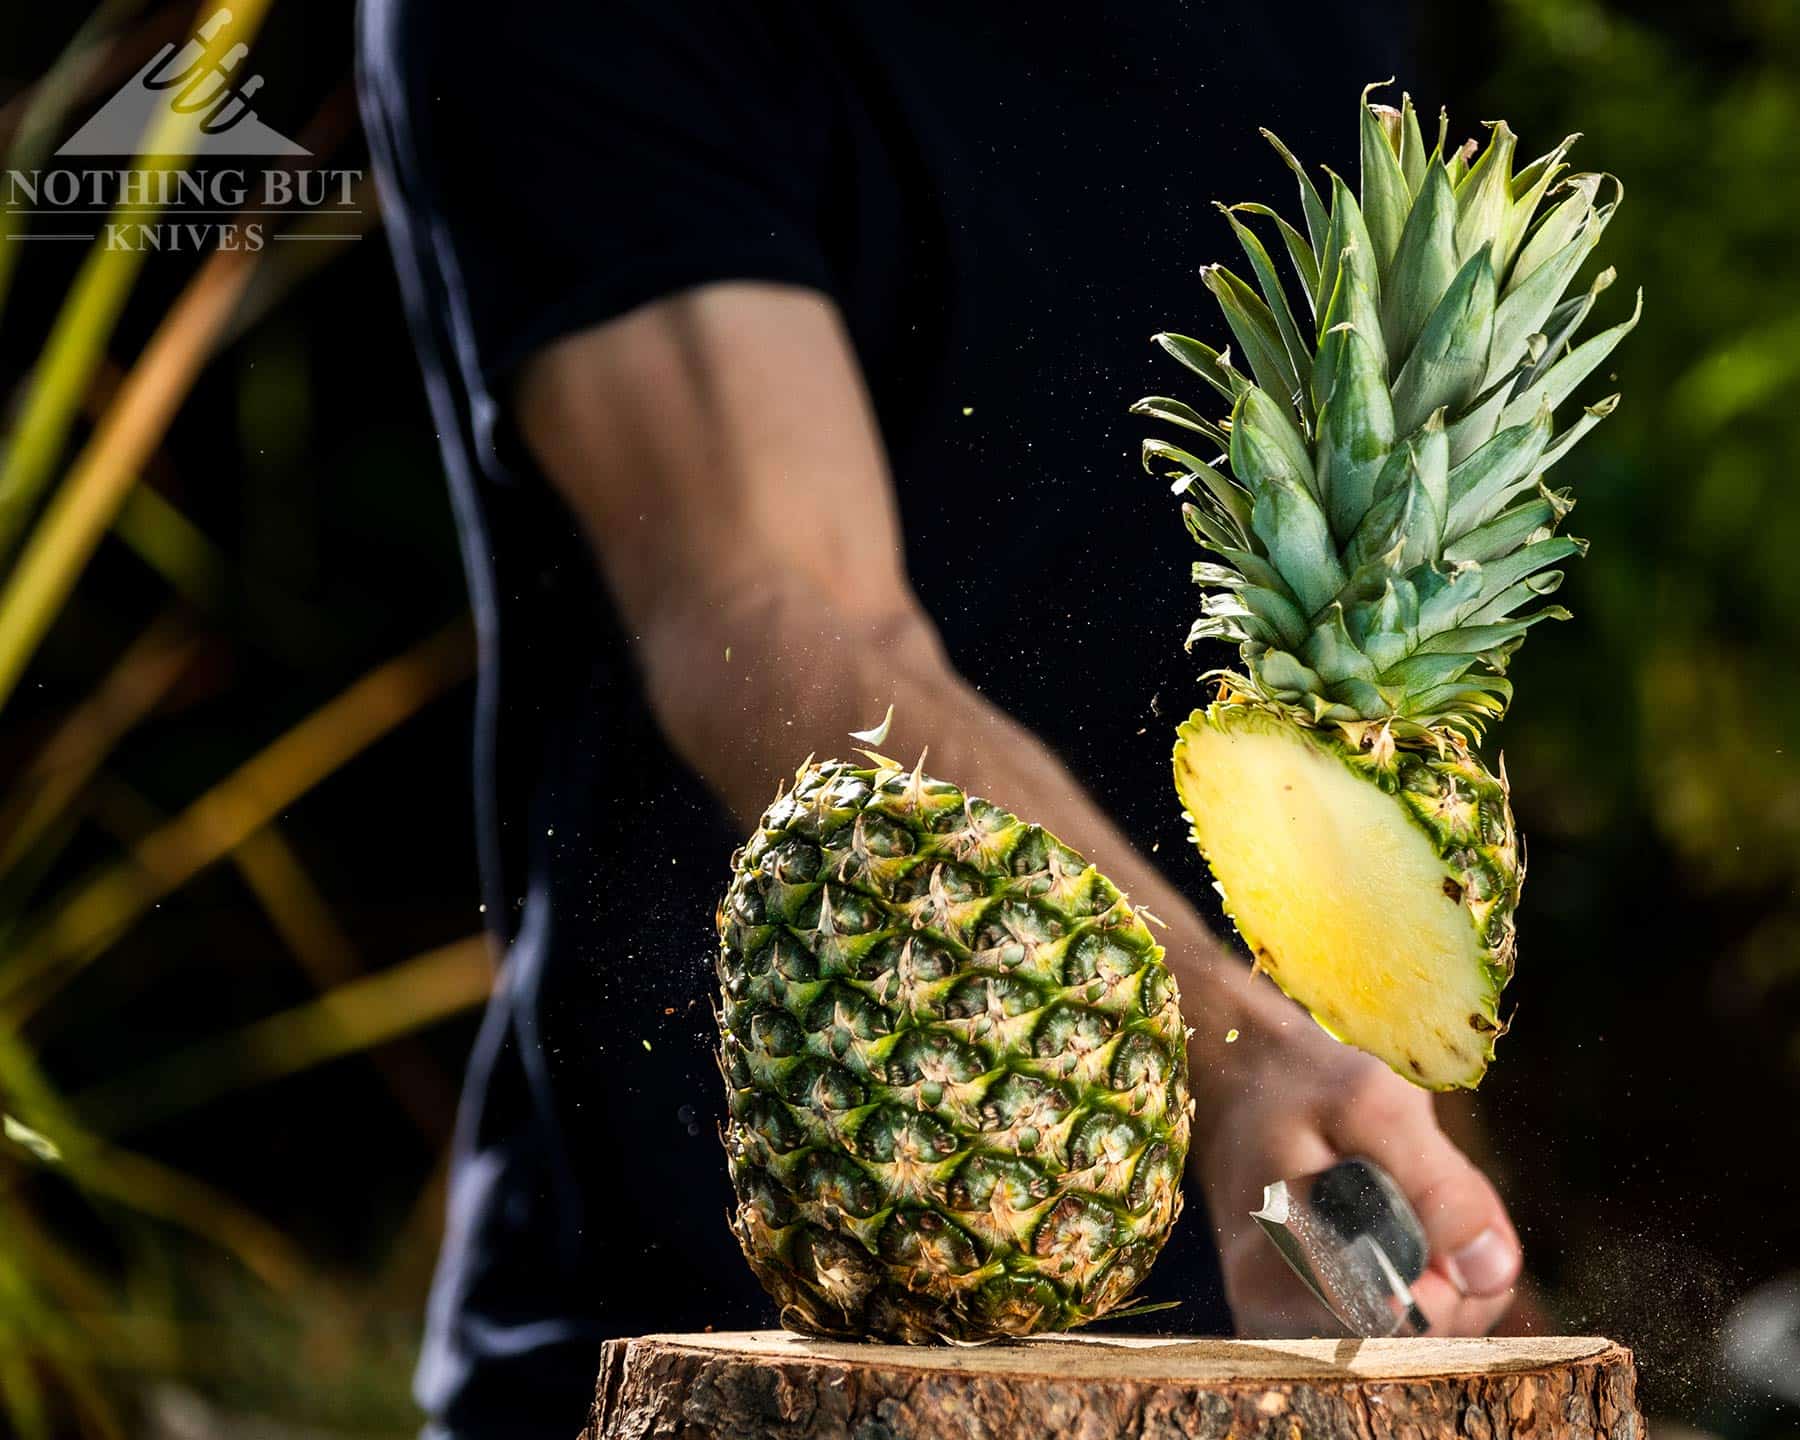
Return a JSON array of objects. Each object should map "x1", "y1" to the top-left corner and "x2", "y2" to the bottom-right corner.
[
  {"x1": 1138, "y1": 85, "x2": 1637, "y2": 1089},
  {"x1": 716, "y1": 753, "x2": 1190, "y2": 1342}
]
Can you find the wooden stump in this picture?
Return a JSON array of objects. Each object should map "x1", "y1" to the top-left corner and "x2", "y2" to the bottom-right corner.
[{"x1": 583, "y1": 1331, "x2": 1641, "y2": 1440}]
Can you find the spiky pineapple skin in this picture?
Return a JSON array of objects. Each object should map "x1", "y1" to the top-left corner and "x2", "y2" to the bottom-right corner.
[
  {"x1": 716, "y1": 757, "x2": 1190, "y2": 1343},
  {"x1": 1174, "y1": 701, "x2": 1519, "y2": 1088}
]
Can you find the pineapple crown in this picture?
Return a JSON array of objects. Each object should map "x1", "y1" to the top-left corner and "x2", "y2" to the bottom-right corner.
[{"x1": 1138, "y1": 82, "x2": 1640, "y2": 744}]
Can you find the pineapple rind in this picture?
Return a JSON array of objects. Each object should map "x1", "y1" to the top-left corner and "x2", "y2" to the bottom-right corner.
[
  {"x1": 1174, "y1": 698, "x2": 1518, "y2": 1090},
  {"x1": 717, "y1": 758, "x2": 1192, "y2": 1343}
]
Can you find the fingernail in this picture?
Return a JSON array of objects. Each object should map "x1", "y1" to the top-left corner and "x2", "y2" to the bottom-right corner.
[{"x1": 1446, "y1": 1228, "x2": 1519, "y2": 1296}]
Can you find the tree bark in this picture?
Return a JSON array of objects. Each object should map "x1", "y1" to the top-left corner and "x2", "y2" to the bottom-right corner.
[{"x1": 583, "y1": 1331, "x2": 1642, "y2": 1440}]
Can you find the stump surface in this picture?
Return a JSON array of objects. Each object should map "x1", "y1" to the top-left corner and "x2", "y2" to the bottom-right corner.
[{"x1": 584, "y1": 1330, "x2": 1641, "y2": 1439}]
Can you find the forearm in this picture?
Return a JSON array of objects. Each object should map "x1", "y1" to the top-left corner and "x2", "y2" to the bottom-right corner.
[{"x1": 639, "y1": 575, "x2": 1273, "y2": 1105}]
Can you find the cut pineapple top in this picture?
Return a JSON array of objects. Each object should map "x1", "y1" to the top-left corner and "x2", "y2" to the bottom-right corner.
[{"x1": 1137, "y1": 82, "x2": 1637, "y2": 744}]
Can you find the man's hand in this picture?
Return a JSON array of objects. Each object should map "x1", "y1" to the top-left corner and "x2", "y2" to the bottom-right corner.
[
  {"x1": 514, "y1": 280, "x2": 1523, "y2": 1337},
  {"x1": 1186, "y1": 962, "x2": 1523, "y2": 1335}
]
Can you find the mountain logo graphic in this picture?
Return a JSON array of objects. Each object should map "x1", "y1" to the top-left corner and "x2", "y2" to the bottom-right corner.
[{"x1": 57, "y1": 8, "x2": 309, "y2": 157}]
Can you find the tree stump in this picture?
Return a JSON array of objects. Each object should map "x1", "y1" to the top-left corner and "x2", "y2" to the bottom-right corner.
[{"x1": 583, "y1": 1331, "x2": 1641, "y2": 1440}]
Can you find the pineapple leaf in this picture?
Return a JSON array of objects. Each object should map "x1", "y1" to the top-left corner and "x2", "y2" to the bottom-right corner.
[
  {"x1": 1485, "y1": 206, "x2": 1607, "y2": 386},
  {"x1": 1444, "y1": 488, "x2": 1572, "y2": 566},
  {"x1": 1359, "y1": 81, "x2": 1409, "y2": 268},
  {"x1": 1145, "y1": 438, "x2": 1254, "y2": 532},
  {"x1": 1186, "y1": 613, "x2": 1255, "y2": 648},
  {"x1": 1499, "y1": 288, "x2": 1643, "y2": 432},
  {"x1": 1240, "y1": 585, "x2": 1310, "y2": 649},
  {"x1": 1464, "y1": 569, "x2": 1568, "y2": 628},
  {"x1": 1204, "y1": 266, "x2": 1300, "y2": 407},
  {"x1": 1511, "y1": 174, "x2": 1609, "y2": 292},
  {"x1": 1131, "y1": 396, "x2": 1230, "y2": 453},
  {"x1": 1538, "y1": 394, "x2": 1619, "y2": 473},
  {"x1": 1391, "y1": 247, "x2": 1497, "y2": 434},
  {"x1": 1318, "y1": 326, "x2": 1396, "y2": 539},
  {"x1": 1381, "y1": 161, "x2": 1458, "y2": 364},
  {"x1": 1250, "y1": 468, "x2": 1345, "y2": 615},
  {"x1": 1182, "y1": 500, "x2": 1245, "y2": 554},
  {"x1": 1453, "y1": 121, "x2": 1517, "y2": 264},
  {"x1": 1398, "y1": 93, "x2": 1429, "y2": 196},
  {"x1": 1230, "y1": 388, "x2": 1317, "y2": 503},
  {"x1": 1260, "y1": 127, "x2": 1330, "y2": 256},
  {"x1": 1302, "y1": 604, "x2": 1377, "y2": 683},
  {"x1": 1232, "y1": 203, "x2": 1320, "y2": 313},
  {"x1": 1152, "y1": 332, "x2": 1247, "y2": 401},
  {"x1": 1495, "y1": 134, "x2": 1581, "y2": 278},
  {"x1": 1443, "y1": 406, "x2": 1555, "y2": 541},
  {"x1": 1220, "y1": 205, "x2": 1314, "y2": 420}
]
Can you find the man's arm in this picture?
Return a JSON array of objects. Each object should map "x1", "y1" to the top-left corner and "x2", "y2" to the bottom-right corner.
[{"x1": 514, "y1": 280, "x2": 1524, "y2": 1334}]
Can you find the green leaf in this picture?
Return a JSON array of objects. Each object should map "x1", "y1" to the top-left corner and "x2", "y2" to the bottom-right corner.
[
  {"x1": 1443, "y1": 407, "x2": 1554, "y2": 540},
  {"x1": 1218, "y1": 546, "x2": 1293, "y2": 594},
  {"x1": 1511, "y1": 174, "x2": 1609, "y2": 292},
  {"x1": 1221, "y1": 205, "x2": 1315, "y2": 420},
  {"x1": 1380, "y1": 650, "x2": 1485, "y2": 694},
  {"x1": 1444, "y1": 489, "x2": 1571, "y2": 565},
  {"x1": 1458, "y1": 536, "x2": 1585, "y2": 623},
  {"x1": 1413, "y1": 609, "x2": 1569, "y2": 658},
  {"x1": 1240, "y1": 584, "x2": 1310, "y2": 649},
  {"x1": 1496, "y1": 134, "x2": 1581, "y2": 279},
  {"x1": 1355, "y1": 577, "x2": 1421, "y2": 671},
  {"x1": 1261, "y1": 128, "x2": 1329, "y2": 257},
  {"x1": 1318, "y1": 172, "x2": 1382, "y2": 338},
  {"x1": 1499, "y1": 289, "x2": 1643, "y2": 432},
  {"x1": 1183, "y1": 500, "x2": 1243, "y2": 553},
  {"x1": 1464, "y1": 570, "x2": 1568, "y2": 628},
  {"x1": 1186, "y1": 613, "x2": 1254, "y2": 649},
  {"x1": 1410, "y1": 676, "x2": 1512, "y2": 716},
  {"x1": 1343, "y1": 470, "x2": 1415, "y2": 574},
  {"x1": 1398, "y1": 93, "x2": 1429, "y2": 196},
  {"x1": 1231, "y1": 387, "x2": 1317, "y2": 503},
  {"x1": 1390, "y1": 247, "x2": 1497, "y2": 434},
  {"x1": 1254, "y1": 648, "x2": 1329, "y2": 699},
  {"x1": 1453, "y1": 120, "x2": 1517, "y2": 264},
  {"x1": 1193, "y1": 560, "x2": 1248, "y2": 588},
  {"x1": 1302, "y1": 604, "x2": 1377, "y2": 684},
  {"x1": 1204, "y1": 265, "x2": 1300, "y2": 407},
  {"x1": 1145, "y1": 438, "x2": 1254, "y2": 533},
  {"x1": 1131, "y1": 395, "x2": 1230, "y2": 453},
  {"x1": 1250, "y1": 468, "x2": 1346, "y2": 615},
  {"x1": 1318, "y1": 326, "x2": 1395, "y2": 539},
  {"x1": 1484, "y1": 203, "x2": 1606, "y2": 387},
  {"x1": 1233, "y1": 203, "x2": 1320, "y2": 313},
  {"x1": 1539, "y1": 394, "x2": 1619, "y2": 473},
  {"x1": 1152, "y1": 332, "x2": 1249, "y2": 401},
  {"x1": 1417, "y1": 562, "x2": 1488, "y2": 634},
  {"x1": 1524, "y1": 265, "x2": 1617, "y2": 385},
  {"x1": 1381, "y1": 162, "x2": 1458, "y2": 364},
  {"x1": 1359, "y1": 81, "x2": 1410, "y2": 270}
]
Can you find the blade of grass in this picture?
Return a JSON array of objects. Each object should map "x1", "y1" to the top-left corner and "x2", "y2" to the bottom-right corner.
[
  {"x1": 0, "y1": 611, "x2": 198, "y2": 877},
  {"x1": 0, "y1": 0, "x2": 151, "y2": 317},
  {"x1": 0, "y1": 0, "x2": 276, "y2": 559},
  {"x1": 74, "y1": 936, "x2": 491, "y2": 1134},
  {"x1": 0, "y1": 619, "x2": 474, "y2": 1019},
  {"x1": 0, "y1": 240, "x2": 258, "y2": 710}
]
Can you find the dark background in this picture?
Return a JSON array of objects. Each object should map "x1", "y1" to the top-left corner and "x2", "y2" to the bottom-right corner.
[{"x1": 0, "y1": 2, "x2": 1796, "y2": 1436}]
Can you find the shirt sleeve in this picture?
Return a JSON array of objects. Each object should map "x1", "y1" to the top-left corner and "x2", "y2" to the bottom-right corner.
[{"x1": 403, "y1": 0, "x2": 836, "y2": 389}]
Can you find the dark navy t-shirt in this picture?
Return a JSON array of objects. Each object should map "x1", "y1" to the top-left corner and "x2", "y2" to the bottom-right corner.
[{"x1": 359, "y1": 4, "x2": 1414, "y2": 1435}]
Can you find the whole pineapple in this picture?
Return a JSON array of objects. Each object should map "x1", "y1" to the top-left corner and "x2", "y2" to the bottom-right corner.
[
  {"x1": 716, "y1": 751, "x2": 1190, "y2": 1342},
  {"x1": 1139, "y1": 85, "x2": 1637, "y2": 1089}
]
